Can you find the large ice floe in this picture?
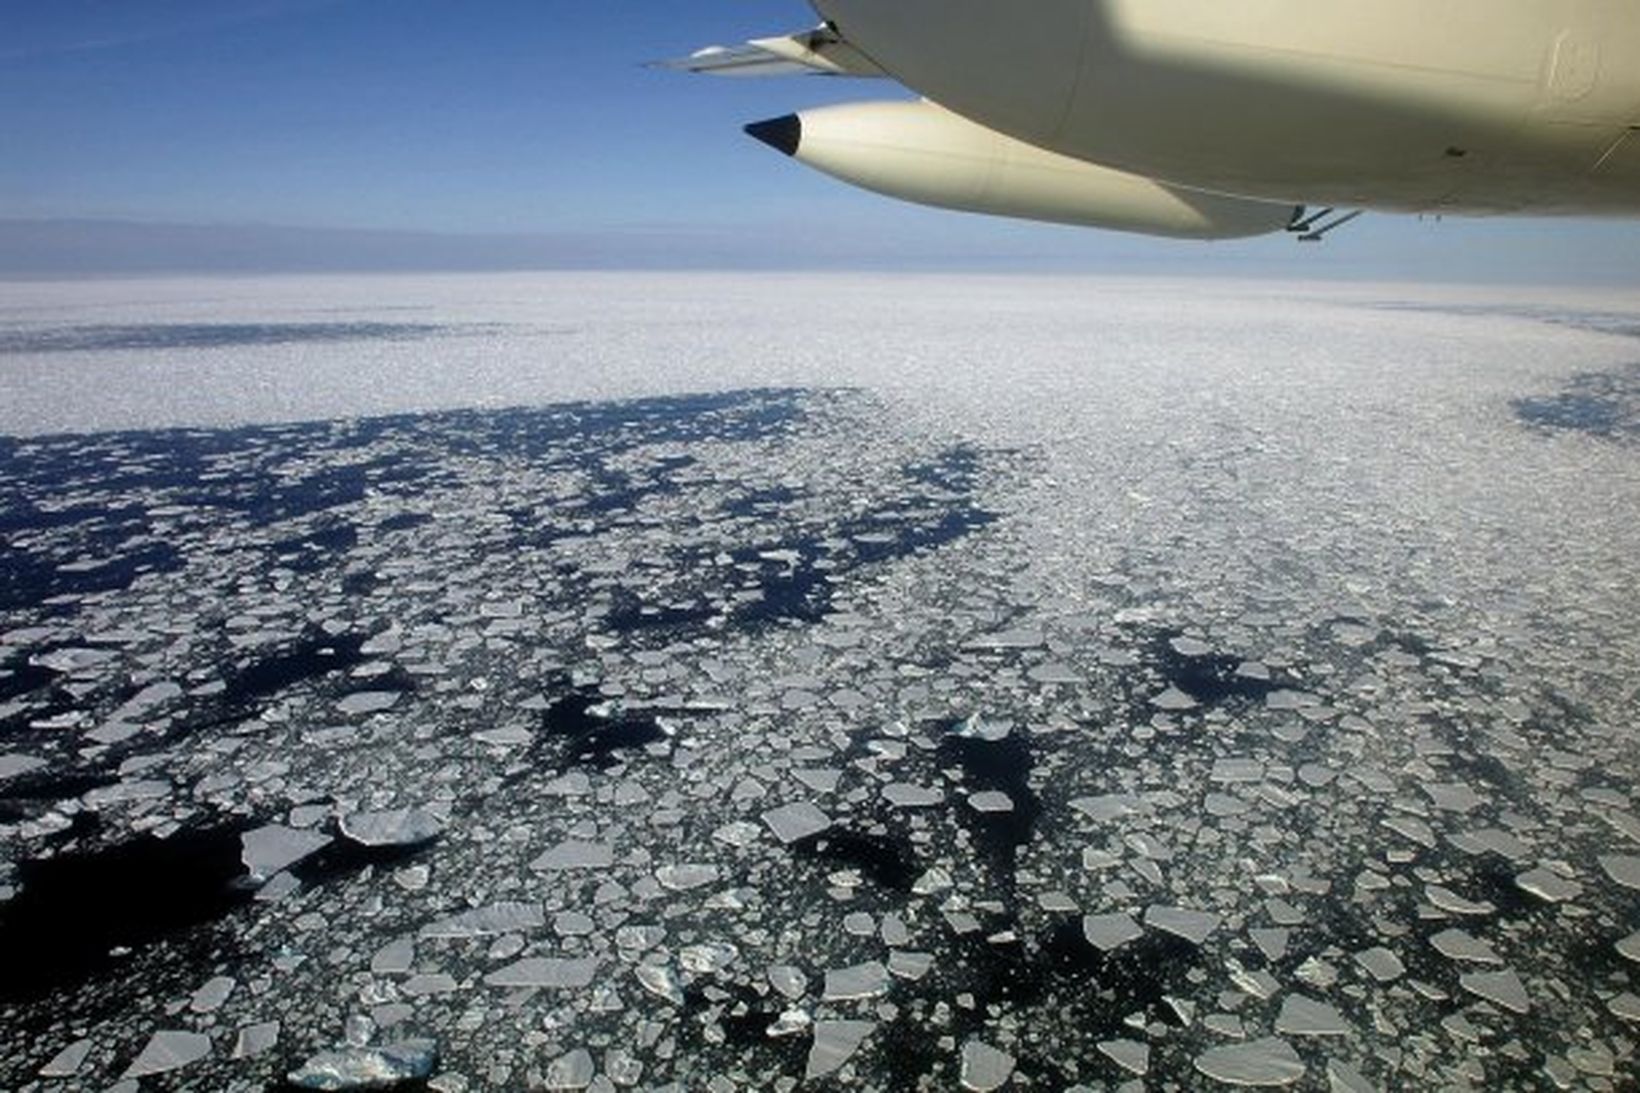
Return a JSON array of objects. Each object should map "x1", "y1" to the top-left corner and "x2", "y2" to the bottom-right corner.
[{"x1": 1, "y1": 273, "x2": 1638, "y2": 1090}]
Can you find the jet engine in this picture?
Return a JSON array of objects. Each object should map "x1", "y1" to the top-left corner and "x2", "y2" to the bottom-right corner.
[{"x1": 745, "y1": 99, "x2": 1299, "y2": 240}]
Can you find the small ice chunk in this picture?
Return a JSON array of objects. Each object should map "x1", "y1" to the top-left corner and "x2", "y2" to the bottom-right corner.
[
  {"x1": 421, "y1": 902, "x2": 544, "y2": 938},
  {"x1": 39, "y1": 1038, "x2": 93, "y2": 1078},
  {"x1": 655, "y1": 863, "x2": 719, "y2": 890},
  {"x1": 679, "y1": 942, "x2": 739, "y2": 975},
  {"x1": 1274, "y1": 994, "x2": 1351, "y2": 1035},
  {"x1": 1515, "y1": 867, "x2": 1582, "y2": 903},
  {"x1": 1353, "y1": 947, "x2": 1404, "y2": 982},
  {"x1": 241, "y1": 824, "x2": 331, "y2": 881},
  {"x1": 883, "y1": 783, "x2": 944, "y2": 808},
  {"x1": 959, "y1": 1039, "x2": 1015, "y2": 1092},
  {"x1": 1193, "y1": 1038, "x2": 1306, "y2": 1086},
  {"x1": 768, "y1": 964, "x2": 808, "y2": 999},
  {"x1": 189, "y1": 975, "x2": 235, "y2": 1014},
  {"x1": 1430, "y1": 928, "x2": 1503, "y2": 965},
  {"x1": 1424, "y1": 783, "x2": 1483, "y2": 813},
  {"x1": 335, "y1": 690, "x2": 401, "y2": 716},
  {"x1": 1618, "y1": 931, "x2": 1640, "y2": 964},
  {"x1": 123, "y1": 1030, "x2": 212, "y2": 1079},
  {"x1": 1425, "y1": 885, "x2": 1494, "y2": 916},
  {"x1": 1151, "y1": 687, "x2": 1198, "y2": 711},
  {"x1": 1098, "y1": 1039, "x2": 1150, "y2": 1077},
  {"x1": 1609, "y1": 992, "x2": 1640, "y2": 1022},
  {"x1": 634, "y1": 963, "x2": 685, "y2": 1005},
  {"x1": 0, "y1": 754, "x2": 47, "y2": 780},
  {"x1": 1070, "y1": 793, "x2": 1150, "y2": 821},
  {"x1": 1145, "y1": 905, "x2": 1222, "y2": 944},
  {"x1": 805, "y1": 1020, "x2": 873, "y2": 1079},
  {"x1": 887, "y1": 951, "x2": 934, "y2": 981},
  {"x1": 762, "y1": 801, "x2": 832, "y2": 844},
  {"x1": 1326, "y1": 1059, "x2": 1376, "y2": 1093},
  {"x1": 1459, "y1": 969, "x2": 1531, "y2": 1013},
  {"x1": 483, "y1": 957, "x2": 598, "y2": 989},
  {"x1": 339, "y1": 808, "x2": 443, "y2": 848},
  {"x1": 1027, "y1": 662, "x2": 1080, "y2": 685},
  {"x1": 1599, "y1": 855, "x2": 1640, "y2": 891},
  {"x1": 531, "y1": 841, "x2": 615, "y2": 871},
  {"x1": 371, "y1": 937, "x2": 416, "y2": 975},
  {"x1": 1083, "y1": 912, "x2": 1143, "y2": 952},
  {"x1": 1210, "y1": 759, "x2": 1265, "y2": 784},
  {"x1": 286, "y1": 1039, "x2": 438, "y2": 1090},
  {"x1": 824, "y1": 962, "x2": 889, "y2": 1001},
  {"x1": 1250, "y1": 928, "x2": 1290, "y2": 962},
  {"x1": 543, "y1": 1048, "x2": 595, "y2": 1091},
  {"x1": 968, "y1": 791, "x2": 1014, "y2": 814}
]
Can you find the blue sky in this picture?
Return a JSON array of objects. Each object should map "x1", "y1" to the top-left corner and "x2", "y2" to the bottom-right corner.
[{"x1": 5, "y1": 0, "x2": 1640, "y2": 280}]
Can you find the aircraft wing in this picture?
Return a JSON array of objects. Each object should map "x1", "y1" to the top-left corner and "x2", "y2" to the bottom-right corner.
[{"x1": 659, "y1": 26, "x2": 885, "y2": 78}]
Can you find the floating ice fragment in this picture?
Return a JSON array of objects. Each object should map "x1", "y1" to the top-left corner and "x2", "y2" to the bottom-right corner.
[
  {"x1": 372, "y1": 937, "x2": 416, "y2": 974},
  {"x1": 123, "y1": 1030, "x2": 212, "y2": 1079},
  {"x1": 1353, "y1": 947, "x2": 1404, "y2": 982},
  {"x1": 531, "y1": 841, "x2": 615, "y2": 871},
  {"x1": 241, "y1": 824, "x2": 332, "y2": 881},
  {"x1": 824, "y1": 962, "x2": 889, "y2": 1001},
  {"x1": 1193, "y1": 1038, "x2": 1305, "y2": 1086},
  {"x1": 1274, "y1": 994, "x2": 1350, "y2": 1035},
  {"x1": 421, "y1": 902, "x2": 544, "y2": 938},
  {"x1": 1250, "y1": 928, "x2": 1290, "y2": 962},
  {"x1": 1459, "y1": 968, "x2": 1531, "y2": 1013},
  {"x1": 402, "y1": 973, "x2": 458, "y2": 997},
  {"x1": 1210, "y1": 759, "x2": 1264, "y2": 784},
  {"x1": 968, "y1": 791, "x2": 1014, "y2": 813},
  {"x1": 1618, "y1": 931, "x2": 1640, "y2": 964},
  {"x1": 1423, "y1": 783, "x2": 1483, "y2": 813},
  {"x1": 1098, "y1": 1039, "x2": 1150, "y2": 1076},
  {"x1": 634, "y1": 963, "x2": 685, "y2": 1004},
  {"x1": 1145, "y1": 905, "x2": 1221, "y2": 944},
  {"x1": 1083, "y1": 912, "x2": 1143, "y2": 952},
  {"x1": 1027, "y1": 662, "x2": 1080, "y2": 684},
  {"x1": 483, "y1": 957, "x2": 598, "y2": 989},
  {"x1": 887, "y1": 950, "x2": 934, "y2": 981},
  {"x1": 950, "y1": 714, "x2": 1011, "y2": 742},
  {"x1": 0, "y1": 753, "x2": 47, "y2": 780},
  {"x1": 1598, "y1": 855, "x2": 1640, "y2": 891},
  {"x1": 966, "y1": 628, "x2": 1043, "y2": 650},
  {"x1": 1515, "y1": 867, "x2": 1582, "y2": 903},
  {"x1": 1610, "y1": 992, "x2": 1640, "y2": 1023},
  {"x1": 761, "y1": 801, "x2": 832, "y2": 844},
  {"x1": 1070, "y1": 794, "x2": 1150, "y2": 821},
  {"x1": 39, "y1": 1038, "x2": 93, "y2": 1078},
  {"x1": 1425, "y1": 885, "x2": 1494, "y2": 916},
  {"x1": 768, "y1": 964, "x2": 808, "y2": 999},
  {"x1": 959, "y1": 1039, "x2": 1015, "y2": 1091},
  {"x1": 84, "y1": 778, "x2": 170, "y2": 807},
  {"x1": 1429, "y1": 928, "x2": 1502, "y2": 964},
  {"x1": 883, "y1": 783, "x2": 944, "y2": 808},
  {"x1": 335, "y1": 690, "x2": 401, "y2": 716},
  {"x1": 655, "y1": 863, "x2": 719, "y2": 890},
  {"x1": 805, "y1": 1020, "x2": 873, "y2": 1079},
  {"x1": 1326, "y1": 1059, "x2": 1377, "y2": 1093},
  {"x1": 190, "y1": 975, "x2": 235, "y2": 1013},
  {"x1": 286, "y1": 1040, "x2": 438, "y2": 1090},
  {"x1": 1151, "y1": 686, "x2": 1197, "y2": 711},
  {"x1": 339, "y1": 808, "x2": 443, "y2": 847},
  {"x1": 680, "y1": 942, "x2": 739, "y2": 975},
  {"x1": 543, "y1": 1048, "x2": 595, "y2": 1090}
]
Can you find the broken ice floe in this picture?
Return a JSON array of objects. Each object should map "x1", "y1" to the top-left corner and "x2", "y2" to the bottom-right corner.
[{"x1": 286, "y1": 1039, "x2": 438, "y2": 1090}]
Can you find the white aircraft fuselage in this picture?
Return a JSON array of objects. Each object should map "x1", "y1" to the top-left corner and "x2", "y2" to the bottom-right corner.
[{"x1": 814, "y1": 0, "x2": 1640, "y2": 216}]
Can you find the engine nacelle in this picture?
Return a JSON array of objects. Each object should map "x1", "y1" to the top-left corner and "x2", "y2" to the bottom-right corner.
[{"x1": 745, "y1": 99, "x2": 1298, "y2": 240}]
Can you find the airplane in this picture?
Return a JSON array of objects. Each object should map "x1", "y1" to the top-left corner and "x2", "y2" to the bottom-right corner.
[{"x1": 667, "y1": 1, "x2": 1640, "y2": 241}]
